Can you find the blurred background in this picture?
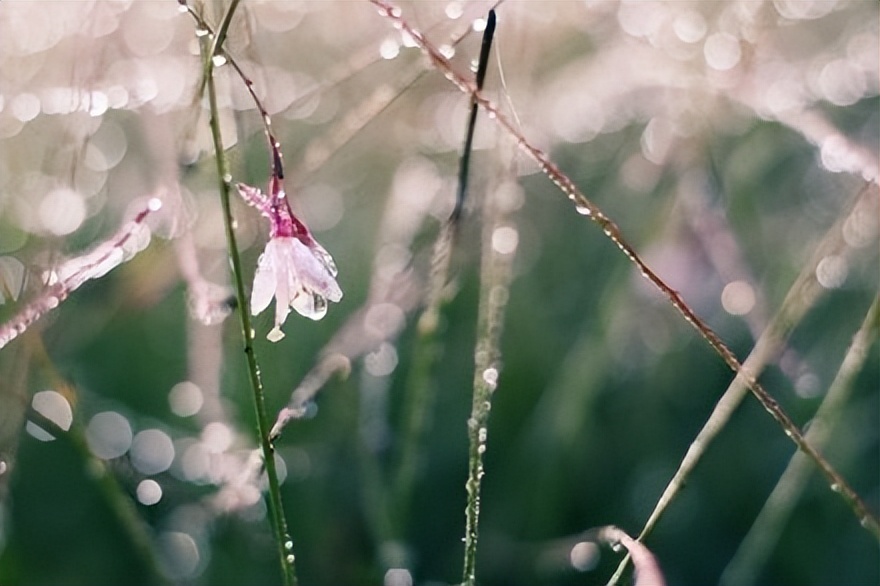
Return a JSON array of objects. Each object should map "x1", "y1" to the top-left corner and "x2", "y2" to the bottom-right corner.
[{"x1": 0, "y1": 1, "x2": 878, "y2": 585}]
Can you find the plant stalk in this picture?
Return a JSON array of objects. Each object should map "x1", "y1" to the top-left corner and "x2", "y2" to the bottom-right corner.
[
  {"x1": 369, "y1": 0, "x2": 879, "y2": 540},
  {"x1": 203, "y1": 42, "x2": 298, "y2": 586}
]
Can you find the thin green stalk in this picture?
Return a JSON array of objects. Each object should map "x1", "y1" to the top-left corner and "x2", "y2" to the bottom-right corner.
[
  {"x1": 208, "y1": 0, "x2": 239, "y2": 64},
  {"x1": 202, "y1": 40, "x2": 297, "y2": 586},
  {"x1": 392, "y1": 10, "x2": 497, "y2": 556},
  {"x1": 462, "y1": 181, "x2": 514, "y2": 586},
  {"x1": 391, "y1": 222, "x2": 452, "y2": 532},
  {"x1": 720, "y1": 295, "x2": 880, "y2": 585}
]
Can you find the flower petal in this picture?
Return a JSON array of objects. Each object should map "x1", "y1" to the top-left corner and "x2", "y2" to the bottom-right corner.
[
  {"x1": 250, "y1": 246, "x2": 276, "y2": 316},
  {"x1": 267, "y1": 325, "x2": 286, "y2": 342},
  {"x1": 273, "y1": 246, "x2": 292, "y2": 333},
  {"x1": 289, "y1": 239, "x2": 343, "y2": 302}
]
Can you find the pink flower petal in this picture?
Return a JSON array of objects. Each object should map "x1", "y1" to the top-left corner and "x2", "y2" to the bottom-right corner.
[
  {"x1": 289, "y1": 239, "x2": 342, "y2": 302},
  {"x1": 250, "y1": 247, "x2": 276, "y2": 316}
]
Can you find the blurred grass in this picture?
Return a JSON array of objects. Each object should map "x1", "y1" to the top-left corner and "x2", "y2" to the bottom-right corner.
[{"x1": 1, "y1": 1, "x2": 878, "y2": 585}]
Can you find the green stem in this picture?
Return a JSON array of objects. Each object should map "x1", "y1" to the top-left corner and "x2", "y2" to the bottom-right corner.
[
  {"x1": 203, "y1": 44, "x2": 298, "y2": 586},
  {"x1": 208, "y1": 0, "x2": 240, "y2": 64}
]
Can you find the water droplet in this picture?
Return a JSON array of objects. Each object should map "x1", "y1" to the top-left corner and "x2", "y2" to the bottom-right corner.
[
  {"x1": 830, "y1": 483, "x2": 841, "y2": 492},
  {"x1": 222, "y1": 173, "x2": 233, "y2": 184},
  {"x1": 195, "y1": 27, "x2": 209, "y2": 38},
  {"x1": 284, "y1": 540, "x2": 293, "y2": 550},
  {"x1": 478, "y1": 427, "x2": 487, "y2": 443},
  {"x1": 0, "y1": 460, "x2": 7, "y2": 475},
  {"x1": 379, "y1": 37, "x2": 400, "y2": 60},
  {"x1": 575, "y1": 204, "x2": 592, "y2": 216},
  {"x1": 212, "y1": 54, "x2": 227, "y2": 67},
  {"x1": 482, "y1": 367, "x2": 499, "y2": 389},
  {"x1": 177, "y1": 3, "x2": 189, "y2": 13},
  {"x1": 286, "y1": 554, "x2": 295, "y2": 564},
  {"x1": 477, "y1": 444, "x2": 486, "y2": 454},
  {"x1": 136, "y1": 479, "x2": 163, "y2": 505},
  {"x1": 445, "y1": 1, "x2": 463, "y2": 20}
]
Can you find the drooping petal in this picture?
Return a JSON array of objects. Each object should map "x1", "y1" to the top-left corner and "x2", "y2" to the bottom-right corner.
[
  {"x1": 250, "y1": 245, "x2": 277, "y2": 316},
  {"x1": 273, "y1": 244, "x2": 292, "y2": 333},
  {"x1": 289, "y1": 239, "x2": 343, "y2": 303},
  {"x1": 307, "y1": 239, "x2": 338, "y2": 277},
  {"x1": 267, "y1": 325, "x2": 286, "y2": 343}
]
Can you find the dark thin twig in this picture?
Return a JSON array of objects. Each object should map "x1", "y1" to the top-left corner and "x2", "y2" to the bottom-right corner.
[{"x1": 451, "y1": 10, "x2": 496, "y2": 224}]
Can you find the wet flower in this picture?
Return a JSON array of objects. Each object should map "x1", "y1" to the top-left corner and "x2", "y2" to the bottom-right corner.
[{"x1": 238, "y1": 179, "x2": 342, "y2": 342}]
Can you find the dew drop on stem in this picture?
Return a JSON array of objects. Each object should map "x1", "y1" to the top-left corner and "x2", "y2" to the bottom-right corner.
[{"x1": 575, "y1": 203, "x2": 592, "y2": 216}]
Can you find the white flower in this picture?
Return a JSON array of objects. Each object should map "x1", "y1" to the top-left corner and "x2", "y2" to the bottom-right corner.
[
  {"x1": 237, "y1": 181, "x2": 342, "y2": 342},
  {"x1": 251, "y1": 236, "x2": 342, "y2": 342}
]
